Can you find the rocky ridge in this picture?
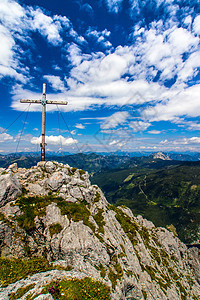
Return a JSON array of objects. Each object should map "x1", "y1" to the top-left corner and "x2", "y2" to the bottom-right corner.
[{"x1": 0, "y1": 161, "x2": 200, "y2": 299}]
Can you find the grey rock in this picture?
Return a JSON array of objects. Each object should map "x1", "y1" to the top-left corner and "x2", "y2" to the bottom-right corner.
[
  {"x1": 7, "y1": 163, "x2": 18, "y2": 172},
  {"x1": 34, "y1": 294, "x2": 54, "y2": 300},
  {"x1": 68, "y1": 185, "x2": 83, "y2": 200},
  {"x1": 0, "y1": 172, "x2": 22, "y2": 207},
  {"x1": 136, "y1": 215, "x2": 155, "y2": 229},
  {"x1": 44, "y1": 203, "x2": 69, "y2": 228},
  {"x1": 26, "y1": 183, "x2": 47, "y2": 195},
  {"x1": 45, "y1": 161, "x2": 57, "y2": 173},
  {"x1": 46, "y1": 172, "x2": 67, "y2": 191}
]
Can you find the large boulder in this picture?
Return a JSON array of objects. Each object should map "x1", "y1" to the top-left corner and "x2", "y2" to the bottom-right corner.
[
  {"x1": 0, "y1": 172, "x2": 22, "y2": 207},
  {"x1": 46, "y1": 172, "x2": 68, "y2": 191}
]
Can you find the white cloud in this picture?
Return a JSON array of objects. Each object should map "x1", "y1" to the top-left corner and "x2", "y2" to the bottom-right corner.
[
  {"x1": 178, "y1": 51, "x2": 200, "y2": 82},
  {"x1": 132, "y1": 23, "x2": 199, "y2": 82},
  {"x1": 0, "y1": 0, "x2": 81, "y2": 84},
  {"x1": 104, "y1": 0, "x2": 123, "y2": 13},
  {"x1": 0, "y1": 133, "x2": 13, "y2": 143},
  {"x1": 0, "y1": 23, "x2": 26, "y2": 81},
  {"x1": 101, "y1": 112, "x2": 130, "y2": 129},
  {"x1": 31, "y1": 8, "x2": 62, "y2": 45},
  {"x1": 69, "y1": 28, "x2": 86, "y2": 44},
  {"x1": 160, "y1": 137, "x2": 200, "y2": 145},
  {"x1": 193, "y1": 15, "x2": 200, "y2": 35},
  {"x1": 108, "y1": 139, "x2": 123, "y2": 146},
  {"x1": 129, "y1": 121, "x2": 151, "y2": 132},
  {"x1": 75, "y1": 124, "x2": 85, "y2": 129},
  {"x1": 31, "y1": 135, "x2": 78, "y2": 145},
  {"x1": 173, "y1": 119, "x2": 200, "y2": 131},
  {"x1": 0, "y1": 0, "x2": 25, "y2": 28},
  {"x1": 143, "y1": 84, "x2": 200, "y2": 122},
  {"x1": 86, "y1": 27, "x2": 112, "y2": 48},
  {"x1": 44, "y1": 75, "x2": 65, "y2": 92},
  {"x1": 168, "y1": 27, "x2": 198, "y2": 55},
  {"x1": 148, "y1": 130, "x2": 162, "y2": 134}
]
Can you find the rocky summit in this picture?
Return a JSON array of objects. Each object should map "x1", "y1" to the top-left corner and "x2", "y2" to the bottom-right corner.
[{"x1": 0, "y1": 162, "x2": 200, "y2": 300}]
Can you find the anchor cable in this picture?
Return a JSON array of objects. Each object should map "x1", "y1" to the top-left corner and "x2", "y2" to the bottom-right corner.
[
  {"x1": 57, "y1": 110, "x2": 63, "y2": 158},
  {"x1": 15, "y1": 104, "x2": 31, "y2": 155},
  {"x1": 56, "y1": 105, "x2": 82, "y2": 153},
  {"x1": 0, "y1": 104, "x2": 31, "y2": 135}
]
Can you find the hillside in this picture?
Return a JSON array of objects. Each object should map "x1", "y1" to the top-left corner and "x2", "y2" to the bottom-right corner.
[
  {"x1": 92, "y1": 162, "x2": 200, "y2": 244},
  {"x1": 1, "y1": 162, "x2": 200, "y2": 299}
]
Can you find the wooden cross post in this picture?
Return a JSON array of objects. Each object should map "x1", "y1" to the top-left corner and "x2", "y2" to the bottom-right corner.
[{"x1": 20, "y1": 83, "x2": 68, "y2": 161}]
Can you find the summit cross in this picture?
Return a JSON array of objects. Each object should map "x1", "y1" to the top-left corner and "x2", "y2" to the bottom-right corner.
[{"x1": 20, "y1": 83, "x2": 68, "y2": 161}]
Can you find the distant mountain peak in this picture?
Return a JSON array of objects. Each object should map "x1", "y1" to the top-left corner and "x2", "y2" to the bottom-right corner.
[{"x1": 153, "y1": 152, "x2": 172, "y2": 160}]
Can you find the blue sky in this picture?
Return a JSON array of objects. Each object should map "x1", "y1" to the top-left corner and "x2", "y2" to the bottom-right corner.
[{"x1": 0, "y1": 0, "x2": 200, "y2": 154}]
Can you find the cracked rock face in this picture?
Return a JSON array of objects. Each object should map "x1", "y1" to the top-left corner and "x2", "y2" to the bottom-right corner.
[
  {"x1": 0, "y1": 172, "x2": 22, "y2": 208},
  {"x1": 0, "y1": 161, "x2": 200, "y2": 300}
]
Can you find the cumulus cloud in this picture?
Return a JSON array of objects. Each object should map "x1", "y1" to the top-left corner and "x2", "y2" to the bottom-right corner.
[
  {"x1": 0, "y1": 0, "x2": 25, "y2": 29},
  {"x1": 0, "y1": 0, "x2": 84, "y2": 83},
  {"x1": 31, "y1": 8, "x2": 63, "y2": 45},
  {"x1": 44, "y1": 75, "x2": 65, "y2": 92},
  {"x1": 143, "y1": 84, "x2": 200, "y2": 122},
  {"x1": 0, "y1": 17, "x2": 27, "y2": 81},
  {"x1": 193, "y1": 15, "x2": 200, "y2": 35},
  {"x1": 0, "y1": 133, "x2": 13, "y2": 142},
  {"x1": 132, "y1": 22, "x2": 199, "y2": 83},
  {"x1": 86, "y1": 27, "x2": 112, "y2": 48},
  {"x1": 129, "y1": 121, "x2": 151, "y2": 132},
  {"x1": 31, "y1": 135, "x2": 78, "y2": 145},
  {"x1": 101, "y1": 112, "x2": 130, "y2": 129}
]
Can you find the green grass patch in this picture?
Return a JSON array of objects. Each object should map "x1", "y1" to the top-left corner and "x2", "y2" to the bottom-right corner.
[
  {"x1": 79, "y1": 169, "x2": 86, "y2": 181},
  {"x1": 93, "y1": 209, "x2": 105, "y2": 234},
  {"x1": 0, "y1": 257, "x2": 72, "y2": 287},
  {"x1": 55, "y1": 199, "x2": 96, "y2": 234},
  {"x1": 0, "y1": 211, "x2": 5, "y2": 221},
  {"x1": 94, "y1": 192, "x2": 101, "y2": 203},
  {"x1": 42, "y1": 277, "x2": 111, "y2": 300},
  {"x1": 49, "y1": 223, "x2": 63, "y2": 237},
  {"x1": 108, "y1": 254, "x2": 123, "y2": 289},
  {"x1": 95, "y1": 263, "x2": 106, "y2": 278},
  {"x1": 0, "y1": 257, "x2": 54, "y2": 287},
  {"x1": 70, "y1": 167, "x2": 77, "y2": 175},
  {"x1": 108, "y1": 205, "x2": 139, "y2": 247},
  {"x1": 9, "y1": 283, "x2": 35, "y2": 300},
  {"x1": 14, "y1": 195, "x2": 96, "y2": 236},
  {"x1": 15, "y1": 195, "x2": 56, "y2": 231}
]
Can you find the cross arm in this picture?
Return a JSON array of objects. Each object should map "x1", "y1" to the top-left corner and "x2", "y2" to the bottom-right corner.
[
  {"x1": 46, "y1": 100, "x2": 68, "y2": 105},
  {"x1": 20, "y1": 99, "x2": 42, "y2": 103},
  {"x1": 20, "y1": 99, "x2": 68, "y2": 105}
]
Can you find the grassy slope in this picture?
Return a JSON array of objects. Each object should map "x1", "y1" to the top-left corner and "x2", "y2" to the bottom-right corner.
[{"x1": 92, "y1": 162, "x2": 200, "y2": 244}]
